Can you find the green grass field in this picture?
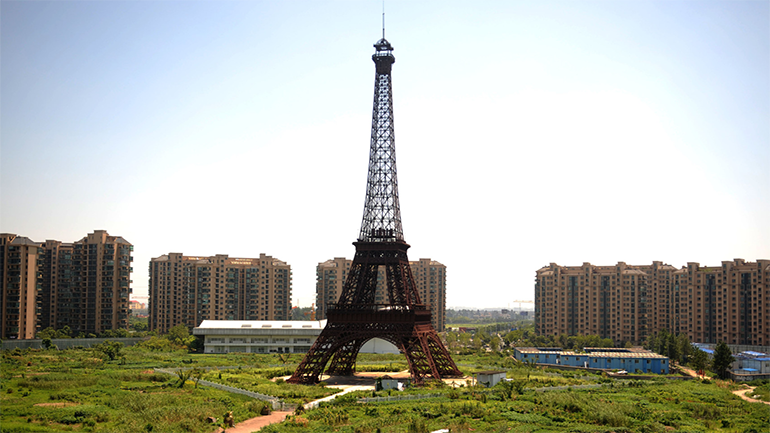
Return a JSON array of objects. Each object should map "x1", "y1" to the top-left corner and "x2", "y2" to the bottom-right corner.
[
  {"x1": 3, "y1": 346, "x2": 767, "y2": 433},
  {"x1": 265, "y1": 379, "x2": 769, "y2": 433},
  {"x1": 1, "y1": 347, "x2": 275, "y2": 432}
]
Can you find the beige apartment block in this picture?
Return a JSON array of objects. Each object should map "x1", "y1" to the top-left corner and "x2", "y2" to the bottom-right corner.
[
  {"x1": 316, "y1": 257, "x2": 447, "y2": 331},
  {"x1": 0, "y1": 230, "x2": 133, "y2": 339},
  {"x1": 0, "y1": 234, "x2": 43, "y2": 339},
  {"x1": 149, "y1": 253, "x2": 292, "y2": 334},
  {"x1": 535, "y1": 259, "x2": 770, "y2": 346}
]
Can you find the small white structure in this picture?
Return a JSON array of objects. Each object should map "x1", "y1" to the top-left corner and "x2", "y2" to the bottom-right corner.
[
  {"x1": 193, "y1": 320, "x2": 400, "y2": 355},
  {"x1": 476, "y1": 370, "x2": 507, "y2": 388},
  {"x1": 376, "y1": 375, "x2": 400, "y2": 391}
]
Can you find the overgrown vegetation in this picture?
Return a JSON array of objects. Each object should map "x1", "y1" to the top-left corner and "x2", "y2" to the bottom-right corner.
[
  {"x1": 3, "y1": 328, "x2": 766, "y2": 433},
  {"x1": 0, "y1": 347, "x2": 297, "y2": 432},
  {"x1": 264, "y1": 377, "x2": 768, "y2": 433},
  {"x1": 201, "y1": 367, "x2": 336, "y2": 404}
]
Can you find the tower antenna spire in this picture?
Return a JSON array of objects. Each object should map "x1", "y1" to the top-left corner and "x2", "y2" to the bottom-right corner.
[{"x1": 382, "y1": 0, "x2": 386, "y2": 39}]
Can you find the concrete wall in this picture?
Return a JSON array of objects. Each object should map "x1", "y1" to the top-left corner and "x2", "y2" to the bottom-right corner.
[{"x1": 2, "y1": 337, "x2": 146, "y2": 351}]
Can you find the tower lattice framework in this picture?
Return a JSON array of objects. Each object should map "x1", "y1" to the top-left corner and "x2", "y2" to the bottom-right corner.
[{"x1": 288, "y1": 38, "x2": 461, "y2": 385}]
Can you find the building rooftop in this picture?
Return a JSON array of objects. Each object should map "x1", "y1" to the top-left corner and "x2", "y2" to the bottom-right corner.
[
  {"x1": 196, "y1": 320, "x2": 326, "y2": 330},
  {"x1": 9, "y1": 236, "x2": 41, "y2": 246},
  {"x1": 515, "y1": 347, "x2": 668, "y2": 359}
]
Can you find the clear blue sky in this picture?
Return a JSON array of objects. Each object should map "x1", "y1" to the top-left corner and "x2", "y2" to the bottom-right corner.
[{"x1": 2, "y1": 0, "x2": 768, "y2": 309}]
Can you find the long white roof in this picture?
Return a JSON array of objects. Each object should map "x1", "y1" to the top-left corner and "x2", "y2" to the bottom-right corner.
[{"x1": 196, "y1": 320, "x2": 327, "y2": 330}]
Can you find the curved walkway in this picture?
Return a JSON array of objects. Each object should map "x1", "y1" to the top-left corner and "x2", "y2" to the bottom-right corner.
[{"x1": 215, "y1": 411, "x2": 291, "y2": 433}]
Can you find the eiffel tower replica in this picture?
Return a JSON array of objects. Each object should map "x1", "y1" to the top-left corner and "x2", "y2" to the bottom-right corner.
[{"x1": 288, "y1": 36, "x2": 461, "y2": 385}]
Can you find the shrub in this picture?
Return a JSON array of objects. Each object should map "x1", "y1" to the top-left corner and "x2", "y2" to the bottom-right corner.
[{"x1": 93, "y1": 340, "x2": 124, "y2": 361}]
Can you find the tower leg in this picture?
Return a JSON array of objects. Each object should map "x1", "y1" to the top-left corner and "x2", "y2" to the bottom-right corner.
[{"x1": 327, "y1": 339, "x2": 365, "y2": 375}]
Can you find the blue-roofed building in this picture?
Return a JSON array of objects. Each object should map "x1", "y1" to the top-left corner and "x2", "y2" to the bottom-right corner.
[
  {"x1": 731, "y1": 350, "x2": 770, "y2": 381},
  {"x1": 513, "y1": 347, "x2": 669, "y2": 374}
]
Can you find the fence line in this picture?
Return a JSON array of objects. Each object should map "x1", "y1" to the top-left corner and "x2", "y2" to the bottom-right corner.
[
  {"x1": 532, "y1": 383, "x2": 603, "y2": 392},
  {"x1": 357, "y1": 392, "x2": 444, "y2": 403},
  {"x1": 357, "y1": 383, "x2": 612, "y2": 404},
  {"x1": 154, "y1": 368, "x2": 296, "y2": 412}
]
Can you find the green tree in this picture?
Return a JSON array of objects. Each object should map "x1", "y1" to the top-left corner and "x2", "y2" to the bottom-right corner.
[
  {"x1": 476, "y1": 330, "x2": 491, "y2": 344},
  {"x1": 691, "y1": 348, "x2": 708, "y2": 376},
  {"x1": 137, "y1": 336, "x2": 173, "y2": 351},
  {"x1": 166, "y1": 324, "x2": 195, "y2": 349},
  {"x1": 41, "y1": 338, "x2": 57, "y2": 350},
  {"x1": 132, "y1": 321, "x2": 148, "y2": 332},
  {"x1": 667, "y1": 333, "x2": 679, "y2": 362},
  {"x1": 503, "y1": 330, "x2": 520, "y2": 347},
  {"x1": 656, "y1": 329, "x2": 670, "y2": 356},
  {"x1": 38, "y1": 326, "x2": 72, "y2": 339},
  {"x1": 496, "y1": 378, "x2": 526, "y2": 400},
  {"x1": 489, "y1": 336, "x2": 501, "y2": 352},
  {"x1": 57, "y1": 326, "x2": 72, "y2": 338},
  {"x1": 100, "y1": 328, "x2": 129, "y2": 338},
  {"x1": 472, "y1": 336, "x2": 484, "y2": 351},
  {"x1": 712, "y1": 341, "x2": 734, "y2": 379},
  {"x1": 676, "y1": 333, "x2": 691, "y2": 364},
  {"x1": 94, "y1": 340, "x2": 124, "y2": 361},
  {"x1": 444, "y1": 331, "x2": 458, "y2": 350},
  {"x1": 458, "y1": 332, "x2": 471, "y2": 347},
  {"x1": 37, "y1": 327, "x2": 56, "y2": 340}
]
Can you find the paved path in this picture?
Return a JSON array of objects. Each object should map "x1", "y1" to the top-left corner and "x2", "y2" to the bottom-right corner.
[
  {"x1": 304, "y1": 385, "x2": 371, "y2": 410},
  {"x1": 215, "y1": 411, "x2": 292, "y2": 433}
]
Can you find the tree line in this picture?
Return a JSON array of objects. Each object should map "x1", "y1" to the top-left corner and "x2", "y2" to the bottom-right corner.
[{"x1": 644, "y1": 329, "x2": 735, "y2": 379}]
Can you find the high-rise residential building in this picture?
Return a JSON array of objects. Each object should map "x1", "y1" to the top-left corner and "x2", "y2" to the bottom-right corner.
[
  {"x1": 0, "y1": 230, "x2": 133, "y2": 339},
  {"x1": 316, "y1": 257, "x2": 447, "y2": 331},
  {"x1": 535, "y1": 259, "x2": 770, "y2": 346},
  {"x1": 149, "y1": 253, "x2": 292, "y2": 334},
  {"x1": 0, "y1": 234, "x2": 43, "y2": 339}
]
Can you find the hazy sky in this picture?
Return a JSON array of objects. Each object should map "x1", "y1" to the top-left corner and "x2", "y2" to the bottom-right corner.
[{"x1": 2, "y1": 1, "x2": 768, "y2": 309}]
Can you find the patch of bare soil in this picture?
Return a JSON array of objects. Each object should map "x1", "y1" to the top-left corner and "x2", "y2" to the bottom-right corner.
[
  {"x1": 214, "y1": 411, "x2": 292, "y2": 433},
  {"x1": 34, "y1": 402, "x2": 79, "y2": 408},
  {"x1": 732, "y1": 386, "x2": 770, "y2": 405}
]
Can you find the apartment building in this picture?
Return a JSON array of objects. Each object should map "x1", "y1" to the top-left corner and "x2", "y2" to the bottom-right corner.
[
  {"x1": 535, "y1": 259, "x2": 770, "y2": 346},
  {"x1": 149, "y1": 253, "x2": 292, "y2": 334},
  {"x1": 0, "y1": 231, "x2": 133, "y2": 339},
  {"x1": 0, "y1": 235, "x2": 42, "y2": 339},
  {"x1": 315, "y1": 257, "x2": 447, "y2": 331}
]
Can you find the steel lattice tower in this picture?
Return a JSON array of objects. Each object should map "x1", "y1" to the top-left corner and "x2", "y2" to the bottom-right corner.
[{"x1": 288, "y1": 38, "x2": 461, "y2": 385}]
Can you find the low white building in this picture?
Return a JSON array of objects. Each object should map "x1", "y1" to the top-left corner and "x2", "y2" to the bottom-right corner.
[
  {"x1": 476, "y1": 370, "x2": 507, "y2": 388},
  {"x1": 193, "y1": 320, "x2": 399, "y2": 355},
  {"x1": 194, "y1": 320, "x2": 323, "y2": 354}
]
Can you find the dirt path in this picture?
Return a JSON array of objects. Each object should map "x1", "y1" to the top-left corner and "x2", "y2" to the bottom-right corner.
[
  {"x1": 678, "y1": 366, "x2": 700, "y2": 378},
  {"x1": 215, "y1": 411, "x2": 292, "y2": 433},
  {"x1": 732, "y1": 386, "x2": 770, "y2": 405}
]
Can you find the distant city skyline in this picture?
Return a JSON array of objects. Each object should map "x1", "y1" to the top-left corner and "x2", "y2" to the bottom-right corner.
[{"x1": 2, "y1": 1, "x2": 768, "y2": 309}]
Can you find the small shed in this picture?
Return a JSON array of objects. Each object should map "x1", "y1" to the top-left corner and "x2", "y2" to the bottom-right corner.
[
  {"x1": 476, "y1": 370, "x2": 507, "y2": 388},
  {"x1": 376, "y1": 375, "x2": 399, "y2": 391}
]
